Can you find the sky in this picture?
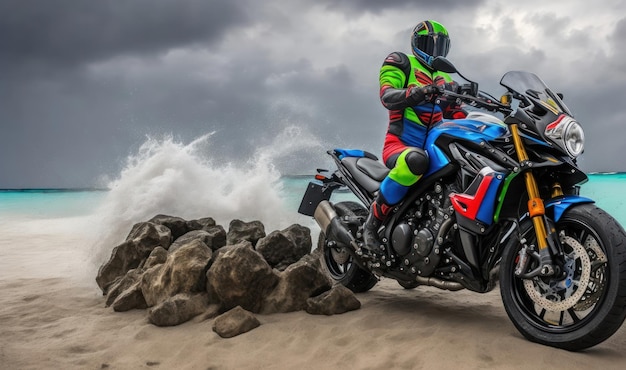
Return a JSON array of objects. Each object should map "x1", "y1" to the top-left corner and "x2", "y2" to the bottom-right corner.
[{"x1": 2, "y1": 0, "x2": 626, "y2": 188}]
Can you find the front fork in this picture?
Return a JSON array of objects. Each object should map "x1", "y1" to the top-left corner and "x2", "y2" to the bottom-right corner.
[{"x1": 510, "y1": 124, "x2": 559, "y2": 277}]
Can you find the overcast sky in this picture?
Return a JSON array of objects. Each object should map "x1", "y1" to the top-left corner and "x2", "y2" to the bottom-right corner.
[{"x1": 2, "y1": 0, "x2": 626, "y2": 188}]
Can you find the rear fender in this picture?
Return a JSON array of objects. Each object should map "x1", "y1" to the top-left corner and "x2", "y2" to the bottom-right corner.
[{"x1": 545, "y1": 195, "x2": 595, "y2": 222}]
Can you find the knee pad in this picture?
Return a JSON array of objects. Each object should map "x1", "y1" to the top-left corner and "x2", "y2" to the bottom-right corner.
[
  {"x1": 403, "y1": 149, "x2": 429, "y2": 175},
  {"x1": 386, "y1": 148, "x2": 428, "y2": 187}
]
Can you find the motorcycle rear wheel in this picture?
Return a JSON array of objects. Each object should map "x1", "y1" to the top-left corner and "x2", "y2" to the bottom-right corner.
[
  {"x1": 500, "y1": 204, "x2": 626, "y2": 351},
  {"x1": 319, "y1": 201, "x2": 378, "y2": 293}
]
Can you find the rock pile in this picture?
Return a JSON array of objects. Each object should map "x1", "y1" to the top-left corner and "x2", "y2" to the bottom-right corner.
[{"x1": 96, "y1": 215, "x2": 361, "y2": 337}]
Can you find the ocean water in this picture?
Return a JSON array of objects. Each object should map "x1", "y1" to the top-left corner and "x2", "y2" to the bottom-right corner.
[
  {"x1": 1, "y1": 132, "x2": 626, "y2": 282},
  {"x1": 1, "y1": 173, "x2": 625, "y2": 222}
]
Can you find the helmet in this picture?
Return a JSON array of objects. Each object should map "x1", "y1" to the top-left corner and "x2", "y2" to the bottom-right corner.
[{"x1": 411, "y1": 20, "x2": 450, "y2": 67}]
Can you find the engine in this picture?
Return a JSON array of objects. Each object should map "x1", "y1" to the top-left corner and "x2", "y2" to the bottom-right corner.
[{"x1": 390, "y1": 182, "x2": 457, "y2": 277}]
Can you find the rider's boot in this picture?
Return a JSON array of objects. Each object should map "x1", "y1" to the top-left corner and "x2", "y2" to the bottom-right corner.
[{"x1": 362, "y1": 194, "x2": 392, "y2": 254}]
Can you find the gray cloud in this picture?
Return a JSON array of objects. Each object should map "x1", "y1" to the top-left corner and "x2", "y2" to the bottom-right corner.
[
  {"x1": 0, "y1": 0, "x2": 248, "y2": 69},
  {"x1": 318, "y1": 0, "x2": 485, "y2": 14},
  {"x1": 1, "y1": 1, "x2": 624, "y2": 187}
]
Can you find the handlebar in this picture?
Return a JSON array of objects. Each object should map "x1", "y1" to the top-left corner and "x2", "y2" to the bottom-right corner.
[{"x1": 439, "y1": 89, "x2": 512, "y2": 114}]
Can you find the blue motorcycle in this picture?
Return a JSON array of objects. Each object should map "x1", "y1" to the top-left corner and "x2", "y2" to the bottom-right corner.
[{"x1": 298, "y1": 57, "x2": 626, "y2": 350}]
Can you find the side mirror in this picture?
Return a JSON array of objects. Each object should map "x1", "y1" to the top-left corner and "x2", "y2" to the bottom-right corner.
[
  {"x1": 431, "y1": 57, "x2": 457, "y2": 73},
  {"x1": 557, "y1": 93, "x2": 564, "y2": 100}
]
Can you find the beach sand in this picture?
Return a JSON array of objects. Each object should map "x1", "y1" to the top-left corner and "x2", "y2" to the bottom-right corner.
[{"x1": 1, "y1": 218, "x2": 625, "y2": 369}]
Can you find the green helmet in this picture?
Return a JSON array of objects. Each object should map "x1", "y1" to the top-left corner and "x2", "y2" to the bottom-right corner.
[{"x1": 411, "y1": 20, "x2": 450, "y2": 67}]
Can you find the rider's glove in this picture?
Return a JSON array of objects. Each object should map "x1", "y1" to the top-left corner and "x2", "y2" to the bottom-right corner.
[{"x1": 406, "y1": 84, "x2": 442, "y2": 106}]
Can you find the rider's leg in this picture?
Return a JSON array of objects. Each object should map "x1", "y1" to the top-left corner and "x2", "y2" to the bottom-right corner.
[{"x1": 362, "y1": 148, "x2": 428, "y2": 252}]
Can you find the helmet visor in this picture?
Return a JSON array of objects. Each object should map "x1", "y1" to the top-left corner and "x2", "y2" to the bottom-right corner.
[{"x1": 415, "y1": 33, "x2": 450, "y2": 58}]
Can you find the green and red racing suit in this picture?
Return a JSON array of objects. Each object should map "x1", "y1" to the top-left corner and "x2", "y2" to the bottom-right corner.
[{"x1": 376, "y1": 51, "x2": 465, "y2": 206}]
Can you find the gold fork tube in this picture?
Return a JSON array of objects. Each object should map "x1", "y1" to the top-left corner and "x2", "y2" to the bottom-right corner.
[{"x1": 510, "y1": 124, "x2": 549, "y2": 251}]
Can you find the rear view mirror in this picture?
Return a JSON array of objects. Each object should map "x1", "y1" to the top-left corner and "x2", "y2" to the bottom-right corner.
[{"x1": 431, "y1": 57, "x2": 457, "y2": 73}]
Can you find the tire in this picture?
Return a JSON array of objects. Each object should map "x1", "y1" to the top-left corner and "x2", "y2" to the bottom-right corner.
[
  {"x1": 319, "y1": 201, "x2": 378, "y2": 293},
  {"x1": 398, "y1": 280, "x2": 420, "y2": 289},
  {"x1": 500, "y1": 204, "x2": 626, "y2": 351}
]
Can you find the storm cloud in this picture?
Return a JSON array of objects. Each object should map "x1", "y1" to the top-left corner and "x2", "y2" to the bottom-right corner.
[{"x1": 1, "y1": 0, "x2": 625, "y2": 187}]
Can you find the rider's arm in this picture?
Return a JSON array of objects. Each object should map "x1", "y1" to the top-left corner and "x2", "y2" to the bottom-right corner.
[{"x1": 379, "y1": 52, "x2": 427, "y2": 110}]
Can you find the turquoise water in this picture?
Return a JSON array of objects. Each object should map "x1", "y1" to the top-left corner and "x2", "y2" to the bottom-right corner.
[
  {"x1": 1, "y1": 174, "x2": 626, "y2": 226},
  {"x1": 0, "y1": 189, "x2": 108, "y2": 218}
]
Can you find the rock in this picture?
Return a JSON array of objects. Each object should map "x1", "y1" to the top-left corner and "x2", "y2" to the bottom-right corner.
[
  {"x1": 186, "y1": 217, "x2": 217, "y2": 231},
  {"x1": 306, "y1": 285, "x2": 361, "y2": 315},
  {"x1": 98, "y1": 215, "x2": 340, "y2": 330},
  {"x1": 169, "y1": 230, "x2": 210, "y2": 254},
  {"x1": 203, "y1": 226, "x2": 227, "y2": 251},
  {"x1": 125, "y1": 221, "x2": 173, "y2": 248},
  {"x1": 105, "y1": 268, "x2": 142, "y2": 307},
  {"x1": 261, "y1": 254, "x2": 332, "y2": 313},
  {"x1": 206, "y1": 243, "x2": 279, "y2": 312},
  {"x1": 143, "y1": 246, "x2": 168, "y2": 269},
  {"x1": 112, "y1": 281, "x2": 147, "y2": 312},
  {"x1": 212, "y1": 306, "x2": 260, "y2": 338},
  {"x1": 282, "y1": 224, "x2": 312, "y2": 253},
  {"x1": 96, "y1": 222, "x2": 172, "y2": 293},
  {"x1": 170, "y1": 228, "x2": 226, "y2": 254},
  {"x1": 148, "y1": 293, "x2": 209, "y2": 327},
  {"x1": 148, "y1": 214, "x2": 189, "y2": 240},
  {"x1": 141, "y1": 241, "x2": 212, "y2": 307},
  {"x1": 226, "y1": 219, "x2": 265, "y2": 246},
  {"x1": 256, "y1": 224, "x2": 312, "y2": 270}
]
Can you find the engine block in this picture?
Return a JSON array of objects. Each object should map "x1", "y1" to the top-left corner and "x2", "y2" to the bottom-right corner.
[{"x1": 391, "y1": 182, "x2": 457, "y2": 277}]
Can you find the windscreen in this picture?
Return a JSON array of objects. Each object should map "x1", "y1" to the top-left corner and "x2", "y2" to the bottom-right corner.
[{"x1": 500, "y1": 71, "x2": 572, "y2": 116}]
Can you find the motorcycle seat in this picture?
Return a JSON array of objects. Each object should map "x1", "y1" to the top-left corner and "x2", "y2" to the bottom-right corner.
[{"x1": 341, "y1": 157, "x2": 390, "y2": 193}]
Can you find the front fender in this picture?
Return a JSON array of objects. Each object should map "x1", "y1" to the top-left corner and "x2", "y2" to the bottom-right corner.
[{"x1": 545, "y1": 195, "x2": 595, "y2": 222}]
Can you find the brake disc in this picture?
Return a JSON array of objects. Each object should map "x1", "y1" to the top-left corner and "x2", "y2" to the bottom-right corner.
[
  {"x1": 331, "y1": 246, "x2": 350, "y2": 265},
  {"x1": 573, "y1": 236, "x2": 608, "y2": 311},
  {"x1": 523, "y1": 235, "x2": 591, "y2": 312}
]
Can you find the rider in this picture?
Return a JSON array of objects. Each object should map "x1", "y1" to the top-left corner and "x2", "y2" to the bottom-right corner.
[{"x1": 362, "y1": 20, "x2": 466, "y2": 253}]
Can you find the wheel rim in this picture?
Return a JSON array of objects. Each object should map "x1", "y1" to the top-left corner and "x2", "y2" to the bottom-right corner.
[
  {"x1": 324, "y1": 243, "x2": 354, "y2": 280},
  {"x1": 511, "y1": 218, "x2": 610, "y2": 333}
]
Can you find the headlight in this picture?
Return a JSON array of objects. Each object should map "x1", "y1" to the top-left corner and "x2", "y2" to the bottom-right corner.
[{"x1": 545, "y1": 115, "x2": 585, "y2": 158}]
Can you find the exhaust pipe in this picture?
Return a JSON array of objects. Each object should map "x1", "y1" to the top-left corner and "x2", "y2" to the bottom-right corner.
[
  {"x1": 314, "y1": 201, "x2": 359, "y2": 250},
  {"x1": 415, "y1": 277, "x2": 464, "y2": 291}
]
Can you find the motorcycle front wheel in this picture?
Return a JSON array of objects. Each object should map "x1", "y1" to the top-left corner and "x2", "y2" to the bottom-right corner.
[
  {"x1": 500, "y1": 204, "x2": 626, "y2": 351},
  {"x1": 319, "y1": 201, "x2": 378, "y2": 293}
]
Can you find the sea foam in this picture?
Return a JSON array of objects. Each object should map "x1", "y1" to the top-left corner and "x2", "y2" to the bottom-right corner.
[{"x1": 90, "y1": 126, "x2": 325, "y2": 267}]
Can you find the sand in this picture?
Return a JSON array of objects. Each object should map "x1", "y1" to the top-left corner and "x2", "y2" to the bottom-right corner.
[{"x1": 1, "y1": 218, "x2": 626, "y2": 369}]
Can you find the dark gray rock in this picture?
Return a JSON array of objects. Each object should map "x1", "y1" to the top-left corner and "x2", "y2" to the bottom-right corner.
[
  {"x1": 212, "y1": 306, "x2": 260, "y2": 338},
  {"x1": 148, "y1": 293, "x2": 209, "y2": 326},
  {"x1": 141, "y1": 241, "x2": 212, "y2": 307},
  {"x1": 105, "y1": 268, "x2": 142, "y2": 307},
  {"x1": 112, "y1": 281, "x2": 147, "y2": 312},
  {"x1": 96, "y1": 222, "x2": 172, "y2": 293},
  {"x1": 125, "y1": 221, "x2": 173, "y2": 247},
  {"x1": 169, "y1": 230, "x2": 211, "y2": 254},
  {"x1": 256, "y1": 224, "x2": 312, "y2": 270},
  {"x1": 186, "y1": 217, "x2": 217, "y2": 232},
  {"x1": 203, "y1": 225, "x2": 227, "y2": 251},
  {"x1": 148, "y1": 214, "x2": 189, "y2": 240},
  {"x1": 226, "y1": 219, "x2": 265, "y2": 246},
  {"x1": 143, "y1": 246, "x2": 168, "y2": 269},
  {"x1": 261, "y1": 254, "x2": 332, "y2": 313},
  {"x1": 306, "y1": 285, "x2": 361, "y2": 315},
  {"x1": 206, "y1": 243, "x2": 279, "y2": 313},
  {"x1": 170, "y1": 228, "x2": 226, "y2": 254}
]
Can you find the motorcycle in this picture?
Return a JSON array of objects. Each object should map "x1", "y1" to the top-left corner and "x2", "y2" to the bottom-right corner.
[{"x1": 297, "y1": 57, "x2": 626, "y2": 351}]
